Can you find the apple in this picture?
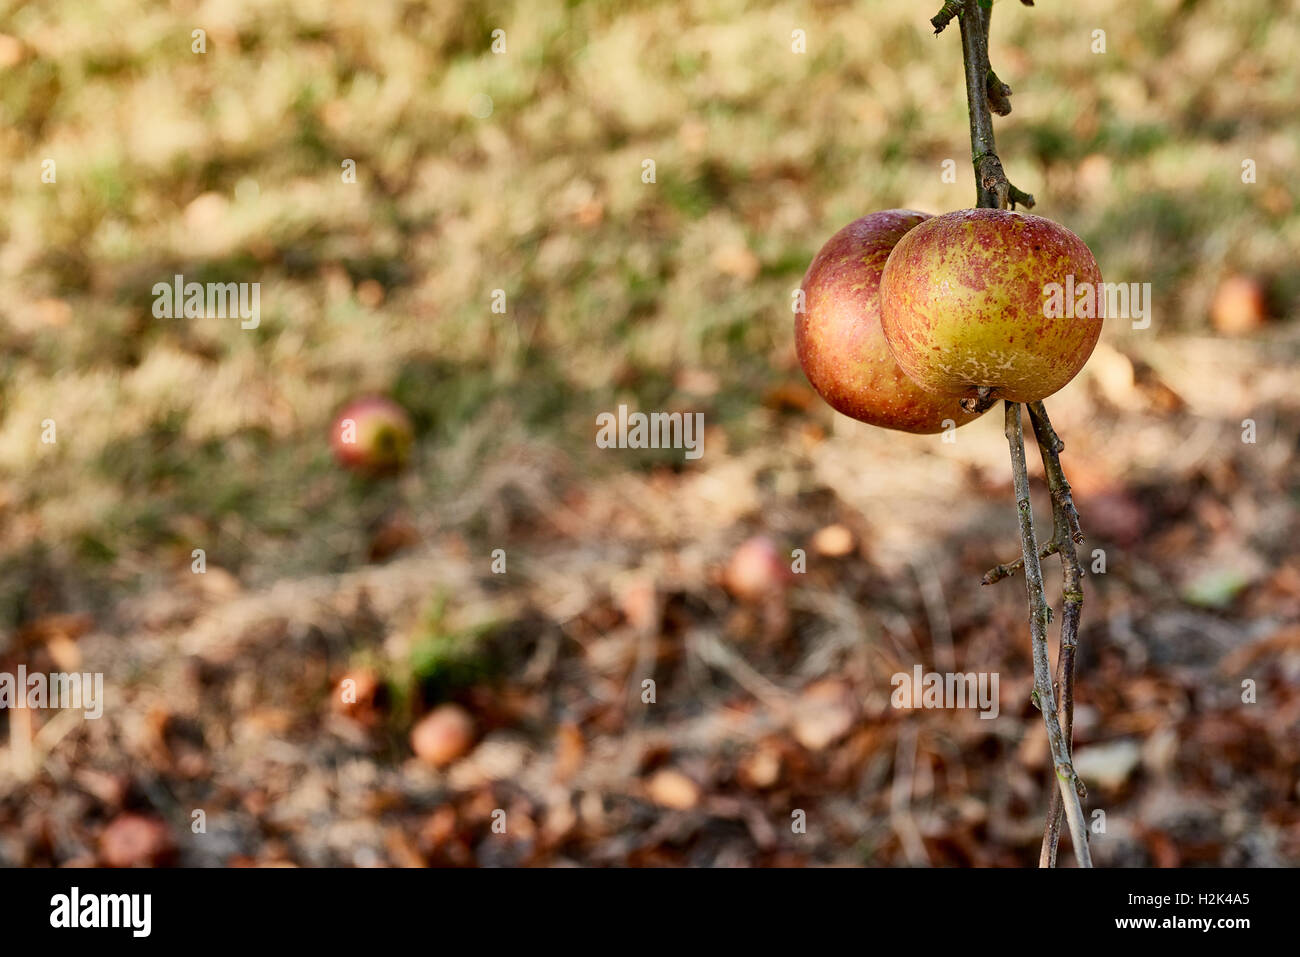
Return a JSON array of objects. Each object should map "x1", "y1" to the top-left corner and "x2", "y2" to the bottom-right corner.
[
  {"x1": 723, "y1": 535, "x2": 792, "y2": 603},
  {"x1": 330, "y1": 396, "x2": 414, "y2": 474},
  {"x1": 879, "y1": 208, "x2": 1103, "y2": 406},
  {"x1": 99, "y1": 813, "x2": 177, "y2": 868},
  {"x1": 410, "y1": 703, "x2": 475, "y2": 768},
  {"x1": 796, "y1": 210, "x2": 986, "y2": 433},
  {"x1": 1210, "y1": 274, "x2": 1267, "y2": 336}
]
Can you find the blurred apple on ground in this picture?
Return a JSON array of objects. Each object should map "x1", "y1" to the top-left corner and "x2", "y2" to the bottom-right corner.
[
  {"x1": 411, "y1": 704, "x2": 476, "y2": 768},
  {"x1": 1211, "y1": 274, "x2": 1268, "y2": 336},
  {"x1": 330, "y1": 396, "x2": 414, "y2": 475},
  {"x1": 724, "y1": 535, "x2": 792, "y2": 603}
]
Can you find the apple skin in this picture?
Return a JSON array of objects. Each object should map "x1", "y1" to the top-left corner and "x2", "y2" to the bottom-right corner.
[
  {"x1": 796, "y1": 210, "x2": 985, "y2": 434},
  {"x1": 879, "y1": 208, "x2": 1103, "y2": 404},
  {"x1": 330, "y1": 396, "x2": 414, "y2": 474}
]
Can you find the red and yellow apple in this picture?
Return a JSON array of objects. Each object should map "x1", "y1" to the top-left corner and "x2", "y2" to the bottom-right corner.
[
  {"x1": 723, "y1": 535, "x2": 792, "y2": 603},
  {"x1": 879, "y1": 208, "x2": 1103, "y2": 405},
  {"x1": 330, "y1": 396, "x2": 414, "y2": 474},
  {"x1": 796, "y1": 210, "x2": 985, "y2": 434}
]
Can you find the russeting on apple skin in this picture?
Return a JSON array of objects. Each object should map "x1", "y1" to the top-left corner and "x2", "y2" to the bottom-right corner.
[
  {"x1": 796, "y1": 210, "x2": 986, "y2": 434},
  {"x1": 879, "y1": 208, "x2": 1103, "y2": 405}
]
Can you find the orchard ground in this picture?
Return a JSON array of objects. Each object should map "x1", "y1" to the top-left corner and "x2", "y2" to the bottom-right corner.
[{"x1": 0, "y1": 0, "x2": 1296, "y2": 866}]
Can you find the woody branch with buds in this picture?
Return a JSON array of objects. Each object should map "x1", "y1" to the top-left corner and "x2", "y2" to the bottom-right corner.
[{"x1": 937, "y1": 0, "x2": 1092, "y2": 868}]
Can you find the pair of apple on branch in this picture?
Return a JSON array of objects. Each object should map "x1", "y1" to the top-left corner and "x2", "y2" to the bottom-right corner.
[{"x1": 794, "y1": 0, "x2": 1094, "y2": 867}]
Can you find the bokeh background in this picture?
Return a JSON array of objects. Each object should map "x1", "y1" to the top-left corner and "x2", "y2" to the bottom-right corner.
[{"x1": 0, "y1": 0, "x2": 1297, "y2": 866}]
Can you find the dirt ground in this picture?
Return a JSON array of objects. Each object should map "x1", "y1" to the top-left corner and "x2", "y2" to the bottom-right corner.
[{"x1": 3, "y1": 335, "x2": 1297, "y2": 866}]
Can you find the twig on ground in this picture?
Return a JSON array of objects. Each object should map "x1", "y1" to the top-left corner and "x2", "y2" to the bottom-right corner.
[
  {"x1": 891, "y1": 723, "x2": 931, "y2": 866},
  {"x1": 912, "y1": 554, "x2": 956, "y2": 673}
]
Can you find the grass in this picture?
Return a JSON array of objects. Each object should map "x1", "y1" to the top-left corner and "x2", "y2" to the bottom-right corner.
[{"x1": 0, "y1": 0, "x2": 1295, "y2": 625}]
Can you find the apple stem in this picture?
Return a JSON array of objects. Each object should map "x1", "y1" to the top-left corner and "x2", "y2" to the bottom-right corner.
[
  {"x1": 1005, "y1": 401, "x2": 1093, "y2": 868},
  {"x1": 960, "y1": 384, "x2": 997, "y2": 414}
]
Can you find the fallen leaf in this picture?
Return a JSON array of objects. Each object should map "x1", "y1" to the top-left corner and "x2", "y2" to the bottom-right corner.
[
  {"x1": 791, "y1": 679, "x2": 857, "y2": 752},
  {"x1": 645, "y1": 768, "x2": 700, "y2": 810},
  {"x1": 811, "y1": 523, "x2": 856, "y2": 558}
]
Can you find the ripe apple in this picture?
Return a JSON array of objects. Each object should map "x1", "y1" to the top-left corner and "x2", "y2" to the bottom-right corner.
[
  {"x1": 879, "y1": 208, "x2": 1103, "y2": 406},
  {"x1": 1210, "y1": 273, "x2": 1267, "y2": 336},
  {"x1": 796, "y1": 210, "x2": 985, "y2": 433},
  {"x1": 410, "y1": 703, "x2": 475, "y2": 768},
  {"x1": 99, "y1": 813, "x2": 177, "y2": 868},
  {"x1": 723, "y1": 535, "x2": 792, "y2": 603},
  {"x1": 330, "y1": 396, "x2": 414, "y2": 474}
]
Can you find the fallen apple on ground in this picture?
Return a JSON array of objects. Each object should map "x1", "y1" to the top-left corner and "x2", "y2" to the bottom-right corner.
[
  {"x1": 723, "y1": 535, "x2": 792, "y2": 603},
  {"x1": 1210, "y1": 273, "x2": 1268, "y2": 336},
  {"x1": 410, "y1": 703, "x2": 475, "y2": 768},
  {"x1": 879, "y1": 208, "x2": 1103, "y2": 407},
  {"x1": 330, "y1": 396, "x2": 414, "y2": 474},
  {"x1": 796, "y1": 210, "x2": 986, "y2": 434}
]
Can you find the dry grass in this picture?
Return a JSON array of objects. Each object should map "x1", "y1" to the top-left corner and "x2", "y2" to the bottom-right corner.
[{"x1": 0, "y1": 0, "x2": 1296, "y2": 611}]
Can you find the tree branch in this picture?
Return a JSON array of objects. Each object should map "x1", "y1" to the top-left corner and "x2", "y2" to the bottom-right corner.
[
  {"x1": 1029, "y1": 402, "x2": 1086, "y2": 867},
  {"x1": 1028, "y1": 402, "x2": 1084, "y2": 545},
  {"x1": 938, "y1": 0, "x2": 1090, "y2": 868},
  {"x1": 1005, "y1": 401, "x2": 1092, "y2": 867},
  {"x1": 955, "y1": 1, "x2": 1035, "y2": 210}
]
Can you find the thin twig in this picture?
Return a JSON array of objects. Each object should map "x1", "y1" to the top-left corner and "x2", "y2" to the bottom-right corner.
[
  {"x1": 930, "y1": 0, "x2": 963, "y2": 35},
  {"x1": 1029, "y1": 402, "x2": 1084, "y2": 544},
  {"x1": 981, "y1": 540, "x2": 1058, "y2": 585},
  {"x1": 1005, "y1": 401, "x2": 1092, "y2": 867},
  {"x1": 1029, "y1": 402, "x2": 1086, "y2": 867},
  {"x1": 934, "y1": 0, "x2": 1089, "y2": 867},
  {"x1": 946, "y1": 0, "x2": 1089, "y2": 868},
  {"x1": 912, "y1": 555, "x2": 956, "y2": 673},
  {"x1": 891, "y1": 723, "x2": 931, "y2": 866},
  {"x1": 955, "y1": 1, "x2": 1035, "y2": 210}
]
